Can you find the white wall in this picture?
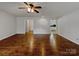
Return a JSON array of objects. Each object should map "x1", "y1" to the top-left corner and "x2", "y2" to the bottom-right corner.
[
  {"x1": 0, "y1": 10, "x2": 16, "y2": 40},
  {"x1": 33, "y1": 17, "x2": 50, "y2": 34},
  {"x1": 58, "y1": 10, "x2": 79, "y2": 45},
  {"x1": 16, "y1": 17, "x2": 50, "y2": 34},
  {"x1": 16, "y1": 17, "x2": 26, "y2": 34}
]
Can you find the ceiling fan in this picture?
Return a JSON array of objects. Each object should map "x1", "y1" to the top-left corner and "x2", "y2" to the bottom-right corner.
[{"x1": 18, "y1": 2, "x2": 42, "y2": 13}]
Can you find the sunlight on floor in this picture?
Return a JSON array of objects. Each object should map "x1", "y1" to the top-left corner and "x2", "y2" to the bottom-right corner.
[
  {"x1": 50, "y1": 33, "x2": 58, "y2": 55},
  {"x1": 41, "y1": 43, "x2": 45, "y2": 56},
  {"x1": 25, "y1": 31, "x2": 34, "y2": 55}
]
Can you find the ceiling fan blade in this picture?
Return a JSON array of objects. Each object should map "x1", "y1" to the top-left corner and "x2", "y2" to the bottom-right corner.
[
  {"x1": 29, "y1": 3, "x2": 34, "y2": 7},
  {"x1": 18, "y1": 7, "x2": 26, "y2": 9},
  {"x1": 34, "y1": 10, "x2": 39, "y2": 13},
  {"x1": 35, "y1": 6, "x2": 42, "y2": 8},
  {"x1": 24, "y1": 2, "x2": 28, "y2": 5}
]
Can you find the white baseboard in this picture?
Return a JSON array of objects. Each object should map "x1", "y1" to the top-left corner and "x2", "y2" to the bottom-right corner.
[
  {"x1": 58, "y1": 33, "x2": 79, "y2": 45},
  {"x1": 0, "y1": 33, "x2": 16, "y2": 40}
]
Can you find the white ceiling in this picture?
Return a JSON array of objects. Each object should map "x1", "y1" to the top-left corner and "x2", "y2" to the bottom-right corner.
[{"x1": 0, "y1": 2, "x2": 79, "y2": 19}]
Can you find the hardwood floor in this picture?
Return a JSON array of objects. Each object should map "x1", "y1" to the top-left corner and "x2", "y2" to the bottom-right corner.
[
  {"x1": 56, "y1": 34, "x2": 79, "y2": 56},
  {"x1": 0, "y1": 33, "x2": 79, "y2": 56}
]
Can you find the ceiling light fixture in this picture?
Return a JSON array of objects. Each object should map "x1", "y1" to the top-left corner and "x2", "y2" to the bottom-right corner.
[
  {"x1": 27, "y1": 7, "x2": 34, "y2": 13},
  {"x1": 27, "y1": 7, "x2": 31, "y2": 12}
]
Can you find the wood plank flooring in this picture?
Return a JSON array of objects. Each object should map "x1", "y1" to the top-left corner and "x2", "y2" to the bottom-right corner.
[
  {"x1": 56, "y1": 34, "x2": 79, "y2": 56},
  {"x1": 0, "y1": 33, "x2": 79, "y2": 56}
]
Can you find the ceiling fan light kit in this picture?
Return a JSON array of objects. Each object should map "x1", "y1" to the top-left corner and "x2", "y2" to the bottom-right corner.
[{"x1": 27, "y1": 7, "x2": 34, "y2": 13}]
